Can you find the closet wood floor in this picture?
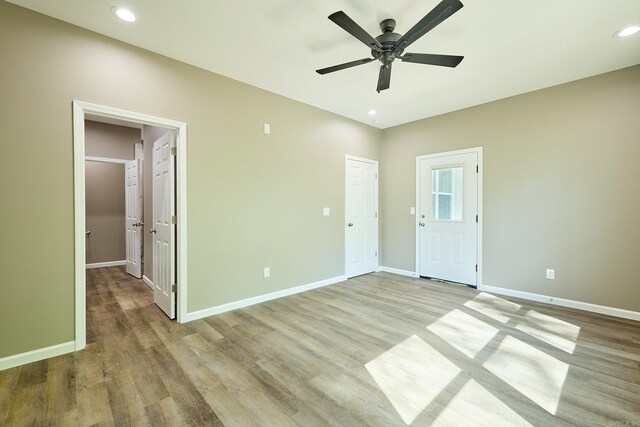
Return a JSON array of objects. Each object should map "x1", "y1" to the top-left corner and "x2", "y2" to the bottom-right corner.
[{"x1": 1, "y1": 267, "x2": 639, "y2": 426}]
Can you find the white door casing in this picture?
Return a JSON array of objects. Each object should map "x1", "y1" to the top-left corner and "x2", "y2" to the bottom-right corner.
[
  {"x1": 125, "y1": 159, "x2": 142, "y2": 278},
  {"x1": 345, "y1": 156, "x2": 379, "y2": 278},
  {"x1": 74, "y1": 100, "x2": 188, "y2": 352},
  {"x1": 417, "y1": 148, "x2": 481, "y2": 286},
  {"x1": 152, "y1": 132, "x2": 176, "y2": 319}
]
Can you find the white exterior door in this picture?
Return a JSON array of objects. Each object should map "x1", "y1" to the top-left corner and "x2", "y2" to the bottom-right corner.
[
  {"x1": 345, "y1": 156, "x2": 378, "y2": 278},
  {"x1": 152, "y1": 132, "x2": 176, "y2": 319},
  {"x1": 125, "y1": 159, "x2": 142, "y2": 278},
  {"x1": 418, "y1": 150, "x2": 478, "y2": 285}
]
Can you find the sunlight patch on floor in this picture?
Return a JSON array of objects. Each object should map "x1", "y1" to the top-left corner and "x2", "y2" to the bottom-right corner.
[
  {"x1": 426, "y1": 309, "x2": 499, "y2": 358},
  {"x1": 483, "y1": 335, "x2": 569, "y2": 414},
  {"x1": 365, "y1": 335, "x2": 460, "y2": 425},
  {"x1": 516, "y1": 310, "x2": 580, "y2": 354},
  {"x1": 464, "y1": 292, "x2": 521, "y2": 323},
  {"x1": 431, "y1": 379, "x2": 533, "y2": 427}
]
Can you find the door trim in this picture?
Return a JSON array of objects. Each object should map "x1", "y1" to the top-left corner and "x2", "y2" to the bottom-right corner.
[
  {"x1": 344, "y1": 155, "x2": 379, "y2": 278},
  {"x1": 415, "y1": 147, "x2": 483, "y2": 286},
  {"x1": 85, "y1": 156, "x2": 129, "y2": 164},
  {"x1": 73, "y1": 100, "x2": 188, "y2": 351}
]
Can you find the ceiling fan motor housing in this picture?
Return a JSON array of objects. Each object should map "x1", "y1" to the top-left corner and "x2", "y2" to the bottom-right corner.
[{"x1": 374, "y1": 27, "x2": 403, "y2": 64}]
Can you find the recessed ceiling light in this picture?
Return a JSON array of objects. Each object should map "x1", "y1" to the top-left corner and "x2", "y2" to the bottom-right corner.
[
  {"x1": 111, "y1": 6, "x2": 136, "y2": 22},
  {"x1": 614, "y1": 25, "x2": 640, "y2": 38},
  {"x1": 368, "y1": 109, "x2": 377, "y2": 116}
]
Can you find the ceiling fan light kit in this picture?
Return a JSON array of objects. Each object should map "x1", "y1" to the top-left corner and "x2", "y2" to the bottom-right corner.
[{"x1": 316, "y1": 0, "x2": 465, "y2": 93}]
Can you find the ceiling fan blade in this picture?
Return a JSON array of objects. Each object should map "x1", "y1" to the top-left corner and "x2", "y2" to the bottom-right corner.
[
  {"x1": 376, "y1": 64, "x2": 392, "y2": 93},
  {"x1": 316, "y1": 57, "x2": 375, "y2": 75},
  {"x1": 395, "y1": 0, "x2": 464, "y2": 51},
  {"x1": 329, "y1": 11, "x2": 383, "y2": 52},
  {"x1": 401, "y1": 53, "x2": 464, "y2": 67}
]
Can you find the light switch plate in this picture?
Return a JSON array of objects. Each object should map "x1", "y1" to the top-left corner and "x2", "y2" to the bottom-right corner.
[
  {"x1": 410, "y1": 207, "x2": 415, "y2": 215},
  {"x1": 264, "y1": 267, "x2": 270, "y2": 278},
  {"x1": 264, "y1": 123, "x2": 271, "y2": 134},
  {"x1": 323, "y1": 207, "x2": 330, "y2": 216},
  {"x1": 546, "y1": 269, "x2": 555, "y2": 280}
]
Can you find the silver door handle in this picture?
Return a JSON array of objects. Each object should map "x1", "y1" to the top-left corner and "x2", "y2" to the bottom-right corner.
[
  {"x1": 149, "y1": 228, "x2": 157, "y2": 234},
  {"x1": 348, "y1": 223, "x2": 353, "y2": 227},
  {"x1": 419, "y1": 222, "x2": 425, "y2": 227}
]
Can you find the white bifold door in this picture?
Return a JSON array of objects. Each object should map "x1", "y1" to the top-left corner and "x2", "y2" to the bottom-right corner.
[
  {"x1": 345, "y1": 156, "x2": 378, "y2": 278},
  {"x1": 125, "y1": 159, "x2": 142, "y2": 278},
  {"x1": 418, "y1": 151, "x2": 478, "y2": 285},
  {"x1": 152, "y1": 132, "x2": 176, "y2": 319}
]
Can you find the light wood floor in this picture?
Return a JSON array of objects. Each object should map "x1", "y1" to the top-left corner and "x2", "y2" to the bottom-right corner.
[{"x1": 1, "y1": 267, "x2": 639, "y2": 426}]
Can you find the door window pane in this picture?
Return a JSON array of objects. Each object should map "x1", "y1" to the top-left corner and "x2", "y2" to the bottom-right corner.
[
  {"x1": 438, "y1": 194, "x2": 452, "y2": 219},
  {"x1": 439, "y1": 169, "x2": 453, "y2": 193},
  {"x1": 431, "y1": 167, "x2": 463, "y2": 220}
]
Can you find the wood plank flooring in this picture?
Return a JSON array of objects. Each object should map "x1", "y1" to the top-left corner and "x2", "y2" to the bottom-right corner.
[{"x1": 1, "y1": 266, "x2": 639, "y2": 426}]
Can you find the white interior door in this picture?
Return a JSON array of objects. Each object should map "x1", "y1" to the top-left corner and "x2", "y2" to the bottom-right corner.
[
  {"x1": 345, "y1": 156, "x2": 378, "y2": 278},
  {"x1": 152, "y1": 132, "x2": 176, "y2": 319},
  {"x1": 418, "y1": 151, "x2": 478, "y2": 285},
  {"x1": 125, "y1": 159, "x2": 142, "y2": 278}
]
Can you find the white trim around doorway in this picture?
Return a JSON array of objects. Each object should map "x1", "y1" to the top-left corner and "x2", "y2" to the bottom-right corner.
[
  {"x1": 415, "y1": 147, "x2": 483, "y2": 286},
  {"x1": 73, "y1": 100, "x2": 188, "y2": 352}
]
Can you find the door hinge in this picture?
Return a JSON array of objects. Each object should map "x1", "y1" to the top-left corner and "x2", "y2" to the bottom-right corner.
[
  {"x1": 476, "y1": 165, "x2": 479, "y2": 173},
  {"x1": 476, "y1": 214, "x2": 478, "y2": 223},
  {"x1": 375, "y1": 212, "x2": 378, "y2": 218},
  {"x1": 475, "y1": 264, "x2": 478, "y2": 272},
  {"x1": 171, "y1": 215, "x2": 177, "y2": 225},
  {"x1": 171, "y1": 147, "x2": 177, "y2": 156},
  {"x1": 375, "y1": 251, "x2": 378, "y2": 257},
  {"x1": 375, "y1": 173, "x2": 378, "y2": 179},
  {"x1": 172, "y1": 284, "x2": 177, "y2": 293}
]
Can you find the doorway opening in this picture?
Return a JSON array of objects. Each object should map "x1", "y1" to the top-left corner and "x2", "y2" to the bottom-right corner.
[
  {"x1": 415, "y1": 147, "x2": 483, "y2": 287},
  {"x1": 73, "y1": 101, "x2": 188, "y2": 351}
]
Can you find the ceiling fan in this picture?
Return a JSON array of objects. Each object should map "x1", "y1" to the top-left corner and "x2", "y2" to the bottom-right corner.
[{"x1": 316, "y1": 0, "x2": 464, "y2": 93}]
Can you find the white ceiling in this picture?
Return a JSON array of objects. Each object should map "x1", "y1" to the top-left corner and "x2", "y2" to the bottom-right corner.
[{"x1": 9, "y1": 0, "x2": 640, "y2": 128}]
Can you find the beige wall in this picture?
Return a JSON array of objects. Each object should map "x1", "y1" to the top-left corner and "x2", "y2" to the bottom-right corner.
[
  {"x1": 84, "y1": 121, "x2": 141, "y2": 266},
  {"x1": 85, "y1": 161, "x2": 126, "y2": 264},
  {"x1": 381, "y1": 65, "x2": 640, "y2": 311},
  {"x1": 141, "y1": 125, "x2": 170, "y2": 281},
  {"x1": 0, "y1": 2, "x2": 380, "y2": 358},
  {"x1": 85, "y1": 120, "x2": 139, "y2": 160}
]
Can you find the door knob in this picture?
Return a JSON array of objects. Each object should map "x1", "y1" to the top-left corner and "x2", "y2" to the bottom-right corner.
[
  {"x1": 419, "y1": 222, "x2": 425, "y2": 227},
  {"x1": 149, "y1": 228, "x2": 157, "y2": 234},
  {"x1": 348, "y1": 223, "x2": 353, "y2": 227}
]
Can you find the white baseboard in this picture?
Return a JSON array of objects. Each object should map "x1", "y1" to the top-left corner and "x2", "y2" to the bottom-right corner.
[
  {"x1": 184, "y1": 275, "x2": 347, "y2": 322},
  {"x1": 143, "y1": 275, "x2": 153, "y2": 289},
  {"x1": 377, "y1": 266, "x2": 418, "y2": 278},
  {"x1": 86, "y1": 260, "x2": 126, "y2": 269},
  {"x1": 479, "y1": 284, "x2": 640, "y2": 322},
  {"x1": 0, "y1": 341, "x2": 75, "y2": 371}
]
